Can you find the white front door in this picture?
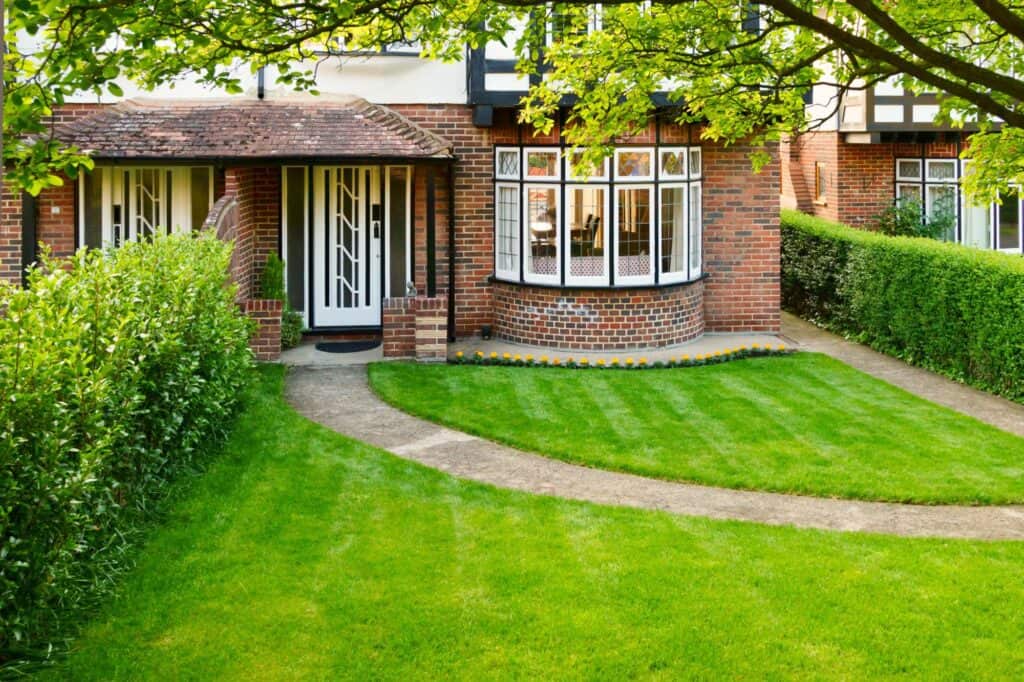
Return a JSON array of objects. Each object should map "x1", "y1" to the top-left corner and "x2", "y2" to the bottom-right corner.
[{"x1": 312, "y1": 166, "x2": 382, "y2": 327}]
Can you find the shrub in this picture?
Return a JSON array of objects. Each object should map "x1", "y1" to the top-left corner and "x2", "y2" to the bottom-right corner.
[
  {"x1": 873, "y1": 197, "x2": 954, "y2": 240},
  {"x1": 0, "y1": 233, "x2": 252, "y2": 665},
  {"x1": 259, "y1": 253, "x2": 304, "y2": 349},
  {"x1": 781, "y1": 209, "x2": 1024, "y2": 400}
]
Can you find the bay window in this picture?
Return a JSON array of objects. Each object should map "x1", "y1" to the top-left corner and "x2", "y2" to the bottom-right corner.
[{"x1": 494, "y1": 144, "x2": 704, "y2": 287}]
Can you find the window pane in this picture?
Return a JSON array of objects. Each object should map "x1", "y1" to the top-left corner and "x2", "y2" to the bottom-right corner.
[
  {"x1": 963, "y1": 200, "x2": 992, "y2": 249},
  {"x1": 567, "y1": 151, "x2": 607, "y2": 180},
  {"x1": 567, "y1": 187, "x2": 606, "y2": 279},
  {"x1": 526, "y1": 187, "x2": 558, "y2": 278},
  {"x1": 689, "y1": 149, "x2": 702, "y2": 178},
  {"x1": 616, "y1": 150, "x2": 652, "y2": 178},
  {"x1": 689, "y1": 183, "x2": 702, "y2": 278},
  {"x1": 896, "y1": 184, "x2": 922, "y2": 204},
  {"x1": 525, "y1": 150, "x2": 559, "y2": 178},
  {"x1": 190, "y1": 167, "x2": 211, "y2": 231},
  {"x1": 926, "y1": 160, "x2": 957, "y2": 181},
  {"x1": 998, "y1": 193, "x2": 1020, "y2": 250},
  {"x1": 616, "y1": 187, "x2": 652, "y2": 279},
  {"x1": 496, "y1": 184, "x2": 521, "y2": 276},
  {"x1": 660, "y1": 186, "x2": 686, "y2": 276},
  {"x1": 82, "y1": 170, "x2": 103, "y2": 248},
  {"x1": 925, "y1": 184, "x2": 957, "y2": 241},
  {"x1": 497, "y1": 149, "x2": 519, "y2": 178},
  {"x1": 897, "y1": 160, "x2": 922, "y2": 180},
  {"x1": 660, "y1": 149, "x2": 687, "y2": 178}
]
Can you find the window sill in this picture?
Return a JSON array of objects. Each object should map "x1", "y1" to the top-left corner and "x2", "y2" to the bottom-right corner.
[{"x1": 488, "y1": 273, "x2": 708, "y2": 291}]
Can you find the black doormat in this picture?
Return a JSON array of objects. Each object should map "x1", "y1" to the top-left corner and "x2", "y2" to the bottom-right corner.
[{"x1": 315, "y1": 340, "x2": 382, "y2": 354}]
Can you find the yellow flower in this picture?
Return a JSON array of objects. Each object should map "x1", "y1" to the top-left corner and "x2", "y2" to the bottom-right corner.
[
  {"x1": 626, "y1": 357, "x2": 634, "y2": 365},
  {"x1": 553, "y1": 358, "x2": 561, "y2": 365},
  {"x1": 611, "y1": 358, "x2": 620, "y2": 365},
  {"x1": 455, "y1": 351, "x2": 463, "y2": 358},
  {"x1": 639, "y1": 358, "x2": 647, "y2": 365},
  {"x1": 490, "y1": 352, "x2": 498, "y2": 359},
  {"x1": 777, "y1": 344, "x2": 786, "y2": 351},
  {"x1": 502, "y1": 352, "x2": 511, "y2": 360},
  {"x1": 597, "y1": 359, "x2": 606, "y2": 366},
  {"x1": 475, "y1": 351, "x2": 484, "y2": 357},
  {"x1": 741, "y1": 345, "x2": 749, "y2": 351},
  {"x1": 682, "y1": 354, "x2": 690, "y2": 361},
  {"x1": 513, "y1": 354, "x2": 521, "y2": 361},
  {"x1": 526, "y1": 354, "x2": 534, "y2": 362},
  {"x1": 540, "y1": 355, "x2": 549, "y2": 363},
  {"x1": 752, "y1": 343, "x2": 761, "y2": 349},
  {"x1": 696, "y1": 354, "x2": 705, "y2": 361},
  {"x1": 580, "y1": 358, "x2": 589, "y2": 365}
]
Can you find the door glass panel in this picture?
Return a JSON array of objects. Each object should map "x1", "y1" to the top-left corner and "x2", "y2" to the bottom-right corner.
[
  {"x1": 286, "y1": 167, "x2": 306, "y2": 311},
  {"x1": 191, "y1": 167, "x2": 211, "y2": 231},
  {"x1": 567, "y1": 187, "x2": 605, "y2": 279},
  {"x1": 495, "y1": 184, "x2": 520, "y2": 277},
  {"x1": 998, "y1": 193, "x2": 1021, "y2": 250},
  {"x1": 388, "y1": 168, "x2": 408, "y2": 298},
  {"x1": 82, "y1": 170, "x2": 103, "y2": 248},
  {"x1": 616, "y1": 187, "x2": 652, "y2": 280}
]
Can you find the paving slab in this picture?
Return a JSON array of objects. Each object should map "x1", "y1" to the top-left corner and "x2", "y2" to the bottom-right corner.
[{"x1": 286, "y1": 366, "x2": 1024, "y2": 541}]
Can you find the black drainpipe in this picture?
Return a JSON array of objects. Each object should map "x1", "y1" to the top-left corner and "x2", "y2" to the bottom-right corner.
[
  {"x1": 447, "y1": 160, "x2": 456, "y2": 341},
  {"x1": 257, "y1": 67, "x2": 266, "y2": 100},
  {"x1": 21, "y1": 191, "x2": 37, "y2": 287}
]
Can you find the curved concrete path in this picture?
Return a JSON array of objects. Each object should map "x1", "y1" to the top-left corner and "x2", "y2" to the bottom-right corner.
[{"x1": 286, "y1": 366, "x2": 1024, "y2": 541}]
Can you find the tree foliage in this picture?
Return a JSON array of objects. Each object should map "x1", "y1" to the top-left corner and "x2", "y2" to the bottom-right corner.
[{"x1": 6, "y1": 0, "x2": 1024, "y2": 199}]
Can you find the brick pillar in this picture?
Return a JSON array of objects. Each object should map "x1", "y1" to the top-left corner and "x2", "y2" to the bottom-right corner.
[
  {"x1": 244, "y1": 298, "x2": 283, "y2": 361},
  {"x1": 382, "y1": 297, "x2": 416, "y2": 358},
  {"x1": 0, "y1": 187, "x2": 22, "y2": 285},
  {"x1": 415, "y1": 296, "x2": 448, "y2": 362}
]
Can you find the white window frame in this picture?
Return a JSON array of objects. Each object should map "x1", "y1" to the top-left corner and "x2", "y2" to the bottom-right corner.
[
  {"x1": 614, "y1": 147, "x2": 655, "y2": 182},
  {"x1": 523, "y1": 183, "x2": 561, "y2": 285},
  {"x1": 658, "y1": 182, "x2": 689, "y2": 285},
  {"x1": 925, "y1": 159, "x2": 958, "y2": 183},
  {"x1": 688, "y1": 182, "x2": 703, "y2": 280},
  {"x1": 495, "y1": 147, "x2": 521, "y2": 181},
  {"x1": 494, "y1": 182, "x2": 522, "y2": 281},
  {"x1": 688, "y1": 148, "x2": 703, "y2": 179},
  {"x1": 659, "y1": 147, "x2": 689, "y2": 180},
  {"x1": 613, "y1": 183, "x2": 655, "y2": 285},
  {"x1": 383, "y1": 165, "x2": 413, "y2": 299},
  {"x1": 523, "y1": 147, "x2": 561, "y2": 181},
  {"x1": 995, "y1": 190, "x2": 1023, "y2": 254},
  {"x1": 563, "y1": 183, "x2": 610, "y2": 286},
  {"x1": 565, "y1": 152, "x2": 609, "y2": 182},
  {"x1": 896, "y1": 158, "x2": 923, "y2": 182}
]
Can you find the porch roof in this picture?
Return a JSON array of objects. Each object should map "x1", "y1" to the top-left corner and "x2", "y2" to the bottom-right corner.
[{"x1": 54, "y1": 95, "x2": 454, "y2": 162}]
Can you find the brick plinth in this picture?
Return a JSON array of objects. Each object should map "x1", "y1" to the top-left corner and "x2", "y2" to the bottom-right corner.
[
  {"x1": 244, "y1": 298, "x2": 283, "y2": 361},
  {"x1": 492, "y1": 281, "x2": 705, "y2": 351},
  {"x1": 382, "y1": 296, "x2": 448, "y2": 360}
]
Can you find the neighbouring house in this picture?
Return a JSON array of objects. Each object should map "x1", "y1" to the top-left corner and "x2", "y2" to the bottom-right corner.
[
  {"x1": 782, "y1": 79, "x2": 1023, "y2": 254},
  {"x1": 2, "y1": 33, "x2": 780, "y2": 361}
]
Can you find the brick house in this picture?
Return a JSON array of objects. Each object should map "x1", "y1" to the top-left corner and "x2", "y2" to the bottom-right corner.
[
  {"x1": 2, "y1": 37, "x2": 780, "y2": 360},
  {"x1": 782, "y1": 80, "x2": 1022, "y2": 254}
]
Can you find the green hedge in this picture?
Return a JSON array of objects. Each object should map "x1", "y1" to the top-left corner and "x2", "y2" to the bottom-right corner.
[
  {"x1": 0, "y1": 234, "x2": 252, "y2": 664},
  {"x1": 781, "y1": 209, "x2": 1024, "y2": 400}
]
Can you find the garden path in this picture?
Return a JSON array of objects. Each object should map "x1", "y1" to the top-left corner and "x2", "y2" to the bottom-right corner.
[{"x1": 286, "y1": 365, "x2": 1024, "y2": 540}]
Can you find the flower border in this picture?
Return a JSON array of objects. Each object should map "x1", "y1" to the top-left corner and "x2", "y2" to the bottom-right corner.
[{"x1": 450, "y1": 345, "x2": 795, "y2": 369}]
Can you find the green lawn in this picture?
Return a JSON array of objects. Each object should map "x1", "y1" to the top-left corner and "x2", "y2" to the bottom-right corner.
[
  {"x1": 369, "y1": 354, "x2": 1024, "y2": 504},
  {"x1": 45, "y1": 366, "x2": 1024, "y2": 679}
]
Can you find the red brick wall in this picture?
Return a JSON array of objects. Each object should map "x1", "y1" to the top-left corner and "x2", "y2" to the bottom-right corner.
[
  {"x1": 382, "y1": 295, "x2": 448, "y2": 359},
  {"x1": 782, "y1": 132, "x2": 839, "y2": 221},
  {"x1": 36, "y1": 179, "x2": 76, "y2": 260},
  {"x1": 492, "y1": 280, "x2": 704, "y2": 350},
  {"x1": 702, "y1": 140, "x2": 781, "y2": 333},
  {"x1": 1, "y1": 187, "x2": 22, "y2": 284},
  {"x1": 224, "y1": 166, "x2": 280, "y2": 301},
  {"x1": 383, "y1": 298, "x2": 416, "y2": 357}
]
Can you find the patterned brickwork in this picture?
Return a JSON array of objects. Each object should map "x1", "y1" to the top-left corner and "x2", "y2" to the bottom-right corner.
[
  {"x1": 382, "y1": 296, "x2": 448, "y2": 359},
  {"x1": 492, "y1": 280, "x2": 704, "y2": 350}
]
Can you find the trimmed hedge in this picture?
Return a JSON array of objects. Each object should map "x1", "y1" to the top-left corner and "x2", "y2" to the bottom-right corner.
[
  {"x1": 781, "y1": 209, "x2": 1024, "y2": 400},
  {"x1": 0, "y1": 234, "x2": 252, "y2": 664}
]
